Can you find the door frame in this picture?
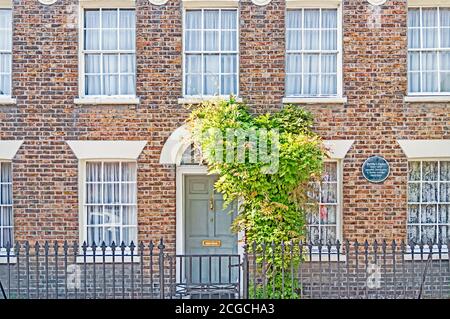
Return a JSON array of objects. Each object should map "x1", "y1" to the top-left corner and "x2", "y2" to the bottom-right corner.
[{"x1": 175, "y1": 165, "x2": 244, "y2": 279}]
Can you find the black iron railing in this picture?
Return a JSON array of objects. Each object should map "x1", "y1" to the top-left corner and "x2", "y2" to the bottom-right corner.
[{"x1": 0, "y1": 239, "x2": 449, "y2": 299}]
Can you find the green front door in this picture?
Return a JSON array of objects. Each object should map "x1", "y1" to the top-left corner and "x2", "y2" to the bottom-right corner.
[{"x1": 184, "y1": 175, "x2": 238, "y2": 284}]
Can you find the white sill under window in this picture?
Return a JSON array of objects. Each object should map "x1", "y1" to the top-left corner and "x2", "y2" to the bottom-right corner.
[
  {"x1": 178, "y1": 96, "x2": 243, "y2": 104},
  {"x1": 282, "y1": 96, "x2": 347, "y2": 104},
  {"x1": 0, "y1": 96, "x2": 17, "y2": 105},
  {"x1": 404, "y1": 95, "x2": 450, "y2": 103},
  {"x1": 74, "y1": 96, "x2": 140, "y2": 105}
]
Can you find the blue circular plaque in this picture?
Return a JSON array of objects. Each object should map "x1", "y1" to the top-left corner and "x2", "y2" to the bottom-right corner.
[{"x1": 362, "y1": 156, "x2": 390, "y2": 183}]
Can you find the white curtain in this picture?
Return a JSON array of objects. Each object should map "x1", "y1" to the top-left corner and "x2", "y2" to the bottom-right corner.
[
  {"x1": 0, "y1": 10, "x2": 11, "y2": 96},
  {"x1": 185, "y1": 10, "x2": 237, "y2": 96},
  {"x1": 84, "y1": 9, "x2": 136, "y2": 96},
  {"x1": 286, "y1": 9, "x2": 337, "y2": 96},
  {"x1": 86, "y1": 162, "x2": 137, "y2": 246},
  {"x1": 408, "y1": 8, "x2": 450, "y2": 93},
  {"x1": 0, "y1": 163, "x2": 12, "y2": 247}
]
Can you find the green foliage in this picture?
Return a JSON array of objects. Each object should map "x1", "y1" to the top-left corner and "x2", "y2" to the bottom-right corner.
[{"x1": 187, "y1": 98, "x2": 325, "y2": 298}]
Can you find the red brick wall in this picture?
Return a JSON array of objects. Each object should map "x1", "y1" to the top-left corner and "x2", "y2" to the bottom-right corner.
[{"x1": 1, "y1": 0, "x2": 449, "y2": 244}]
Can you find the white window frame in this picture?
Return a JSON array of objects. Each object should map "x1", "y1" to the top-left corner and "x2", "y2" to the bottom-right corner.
[
  {"x1": 0, "y1": 160, "x2": 13, "y2": 250},
  {"x1": 78, "y1": 159, "x2": 138, "y2": 253},
  {"x1": 407, "y1": 159, "x2": 450, "y2": 244},
  {"x1": 407, "y1": 6, "x2": 450, "y2": 96},
  {"x1": 182, "y1": 8, "x2": 240, "y2": 99},
  {"x1": 78, "y1": 2, "x2": 137, "y2": 100},
  {"x1": 284, "y1": 5, "x2": 343, "y2": 99},
  {"x1": 0, "y1": 7, "x2": 12, "y2": 99},
  {"x1": 307, "y1": 159, "x2": 343, "y2": 245}
]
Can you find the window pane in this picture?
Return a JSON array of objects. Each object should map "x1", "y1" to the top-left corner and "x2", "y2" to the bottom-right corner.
[
  {"x1": 185, "y1": 31, "x2": 202, "y2": 51},
  {"x1": 122, "y1": 227, "x2": 137, "y2": 245},
  {"x1": 303, "y1": 54, "x2": 319, "y2": 73},
  {"x1": 423, "y1": 161, "x2": 438, "y2": 181},
  {"x1": 121, "y1": 183, "x2": 136, "y2": 204},
  {"x1": 122, "y1": 206, "x2": 137, "y2": 225},
  {"x1": 286, "y1": 54, "x2": 301, "y2": 74},
  {"x1": 422, "y1": 28, "x2": 438, "y2": 48},
  {"x1": 408, "y1": 52, "x2": 420, "y2": 72},
  {"x1": 104, "y1": 206, "x2": 120, "y2": 224},
  {"x1": 86, "y1": 183, "x2": 102, "y2": 204},
  {"x1": 441, "y1": 8, "x2": 450, "y2": 26},
  {"x1": 323, "y1": 162, "x2": 337, "y2": 182},
  {"x1": 421, "y1": 204, "x2": 436, "y2": 223},
  {"x1": 304, "y1": 9, "x2": 320, "y2": 29},
  {"x1": 440, "y1": 182, "x2": 450, "y2": 203},
  {"x1": 85, "y1": 75, "x2": 101, "y2": 95},
  {"x1": 121, "y1": 162, "x2": 137, "y2": 181},
  {"x1": 204, "y1": 75, "x2": 219, "y2": 95},
  {"x1": 120, "y1": 75, "x2": 135, "y2": 95},
  {"x1": 304, "y1": 30, "x2": 320, "y2": 50},
  {"x1": 221, "y1": 74, "x2": 237, "y2": 95},
  {"x1": 441, "y1": 72, "x2": 450, "y2": 92},
  {"x1": 221, "y1": 31, "x2": 237, "y2": 51},
  {"x1": 408, "y1": 204, "x2": 420, "y2": 223},
  {"x1": 0, "y1": 74, "x2": 10, "y2": 95},
  {"x1": 221, "y1": 10, "x2": 237, "y2": 30},
  {"x1": 85, "y1": 54, "x2": 101, "y2": 74},
  {"x1": 102, "y1": 10, "x2": 118, "y2": 28},
  {"x1": 186, "y1": 75, "x2": 201, "y2": 95},
  {"x1": 440, "y1": 161, "x2": 450, "y2": 181},
  {"x1": 104, "y1": 227, "x2": 120, "y2": 246},
  {"x1": 204, "y1": 55, "x2": 220, "y2": 74},
  {"x1": 408, "y1": 183, "x2": 420, "y2": 202},
  {"x1": 408, "y1": 161, "x2": 421, "y2": 181},
  {"x1": 321, "y1": 54, "x2": 337, "y2": 73},
  {"x1": 103, "y1": 75, "x2": 119, "y2": 95},
  {"x1": 286, "y1": 30, "x2": 301, "y2": 50},
  {"x1": 221, "y1": 54, "x2": 237, "y2": 73},
  {"x1": 204, "y1": 31, "x2": 219, "y2": 51},
  {"x1": 85, "y1": 10, "x2": 100, "y2": 28},
  {"x1": 0, "y1": 29, "x2": 11, "y2": 51},
  {"x1": 0, "y1": 52, "x2": 11, "y2": 72},
  {"x1": 422, "y1": 182, "x2": 438, "y2": 202},
  {"x1": 321, "y1": 30, "x2": 337, "y2": 50},
  {"x1": 204, "y1": 10, "x2": 219, "y2": 29},
  {"x1": 441, "y1": 28, "x2": 450, "y2": 48},
  {"x1": 119, "y1": 10, "x2": 135, "y2": 28},
  {"x1": 303, "y1": 74, "x2": 319, "y2": 95},
  {"x1": 186, "y1": 10, "x2": 202, "y2": 29},
  {"x1": 421, "y1": 225, "x2": 436, "y2": 243},
  {"x1": 119, "y1": 29, "x2": 135, "y2": 50},
  {"x1": 120, "y1": 54, "x2": 135, "y2": 74},
  {"x1": 286, "y1": 75, "x2": 301, "y2": 96},
  {"x1": 322, "y1": 9, "x2": 337, "y2": 29},
  {"x1": 102, "y1": 29, "x2": 118, "y2": 50},
  {"x1": 439, "y1": 205, "x2": 449, "y2": 223},
  {"x1": 87, "y1": 227, "x2": 103, "y2": 246},
  {"x1": 422, "y1": 8, "x2": 438, "y2": 27},
  {"x1": 407, "y1": 225, "x2": 420, "y2": 243},
  {"x1": 408, "y1": 28, "x2": 421, "y2": 49},
  {"x1": 408, "y1": 9, "x2": 420, "y2": 28},
  {"x1": 321, "y1": 183, "x2": 337, "y2": 203},
  {"x1": 84, "y1": 29, "x2": 100, "y2": 50},
  {"x1": 186, "y1": 55, "x2": 202, "y2": 74},
  {"x1": 87, "y1": 205, "x2": 103, "y2": 225},
  {"x1": 104, "y1": 162, "x2": 120, "y2": 182},
  {"x1": 286, "y1": 11, "x2": 302, "y2": 29},
  {"x1": 0, "y1": 163, "x2": 11, "y2": 183}
]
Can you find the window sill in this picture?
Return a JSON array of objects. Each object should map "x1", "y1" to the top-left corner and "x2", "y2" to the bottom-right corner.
[
  {"x1": 74, "y1": 97, "x2": 140, "y2": 105},
  {"x1": 75, "y1": 255, "x2": 141, "y2": 264},
  {"x1": 178, "y1": 96, "x2": 243, "y2": 104},
  {"x1": 282, "y1": 97, "x2": 347, "y2": 104},
  {"x1": 404, "y1": 95, "x2": 450, "y2": 103},
  {"x1": 0, "y1": 97, "x2": 17, "y2": 105}
]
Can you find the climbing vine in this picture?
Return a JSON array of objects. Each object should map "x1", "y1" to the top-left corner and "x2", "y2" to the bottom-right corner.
[{"x1": 186, "y1": 98, "x2": 326, "y2": 298}]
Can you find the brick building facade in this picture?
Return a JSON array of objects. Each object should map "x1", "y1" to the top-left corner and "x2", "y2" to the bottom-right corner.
[{"x1": 0, "y1": 0, "x2": 449, "y2": 258}]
